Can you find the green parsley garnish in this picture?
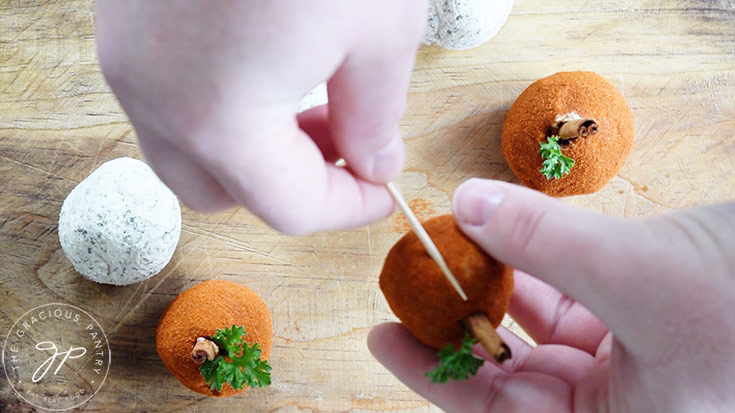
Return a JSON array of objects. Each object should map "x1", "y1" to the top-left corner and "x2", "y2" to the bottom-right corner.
[
  {"x1": 425, "y1": 332, "x2": 484, "y2": 383},
  {"x1": 200, "y1": 325, "x2": 271, "y2": 391},
  {"x1": 539, "y1": 135, "x2": 575, "y2": 179}
]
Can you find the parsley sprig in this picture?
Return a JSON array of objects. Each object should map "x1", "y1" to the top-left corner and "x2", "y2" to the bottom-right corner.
[
  {"x1": 425, "y1": 332, "x2": 484, "y2": 383},
  {"x1": 539, "y1": 136, "x2": 575, "y2": 179},
  {"x1": 199, "y1": 325, "x2": 271, "y2": 391}
]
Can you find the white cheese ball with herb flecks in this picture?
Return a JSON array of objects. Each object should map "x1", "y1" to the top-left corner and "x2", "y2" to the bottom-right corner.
[
  {"x1": 424, "y1": 0, "x2": 515, "y2": 50},
  {"x1": 297, "y1": 82, "x2": 328, "y2": 113},
  {"x1": 58, "y1": 157, "x2": 181, "y2": 285}
]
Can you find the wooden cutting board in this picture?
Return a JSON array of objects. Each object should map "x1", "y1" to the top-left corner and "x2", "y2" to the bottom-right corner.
[{"x1": 2, "y1": 0, "x2": 734, "y2": 411}]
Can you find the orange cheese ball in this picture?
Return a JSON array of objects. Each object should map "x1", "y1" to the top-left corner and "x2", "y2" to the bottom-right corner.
[
  {"x1": 156, "y1": 280, "x2": 272, "y2": 397},
  {"x1": 502, "y1": 71, "x2": 634, "y2": 196},
  {"x1": 379, "y1": 215, "x2": 513, "y2": 349}
]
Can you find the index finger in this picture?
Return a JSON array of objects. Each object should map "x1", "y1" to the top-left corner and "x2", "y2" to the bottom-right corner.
[{"x1": 196, "y1": 118, "x2": 396, "y2": 235}]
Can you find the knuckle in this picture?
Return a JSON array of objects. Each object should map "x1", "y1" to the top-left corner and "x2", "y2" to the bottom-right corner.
[{"x1": 547, "y1": 295, "x2": 576, "y2": 343}]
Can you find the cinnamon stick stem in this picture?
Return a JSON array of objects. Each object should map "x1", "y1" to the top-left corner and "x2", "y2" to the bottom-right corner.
[
  {"x1": 557, "y1": 118, "x2": 598, "y2": 139},
  {"x1": 464, "y1": 313, "x2": 511, "y2": 363},
  {"x1": 191, "y1": 337, "x2": 219, "y2": 364}
]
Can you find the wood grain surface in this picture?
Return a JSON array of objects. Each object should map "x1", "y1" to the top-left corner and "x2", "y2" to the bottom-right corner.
[{"x1": 2, "y1": 0, "x2": 734, "y2": 411}]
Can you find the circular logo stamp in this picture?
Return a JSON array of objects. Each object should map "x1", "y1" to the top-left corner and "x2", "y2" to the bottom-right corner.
[{"x1": 2, "y1": 303, "x2": 111, "y2": 411}]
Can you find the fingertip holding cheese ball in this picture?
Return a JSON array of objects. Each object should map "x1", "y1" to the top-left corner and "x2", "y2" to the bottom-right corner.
[
  {"x1": 424, "y1": 0, "x2": 515, "y2": 50},
  {"x1": 502, "y1": 71, "x2": 635, "y2": 197},
  {"x1": 58, "y1": 157, "x2": 181, "y2": 285},
  {"x1": 379, "y1": 215, "x2": 513, "y2": 350},
  {"x1": 156, "y1": 280, "x2": 273, "y2": 397}
]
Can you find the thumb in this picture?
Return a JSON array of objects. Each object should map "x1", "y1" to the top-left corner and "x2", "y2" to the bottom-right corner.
[
  {"x1": 450, "y1": 178, "x2": 644, "y2": 339},
  {"x1": 326, "y1": 0, "x2": 425, "y2": 184},
  {"x1": 452, "y1": 178, "x2": 735, "y2": 362}
]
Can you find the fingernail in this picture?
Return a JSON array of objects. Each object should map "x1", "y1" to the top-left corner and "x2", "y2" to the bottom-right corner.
[
  {"x1": 371, "y1": 134, "x2": 405, "y2": 183},
  {"x1": 452, "y1": 179, "x2": 506, "y2": 226}
]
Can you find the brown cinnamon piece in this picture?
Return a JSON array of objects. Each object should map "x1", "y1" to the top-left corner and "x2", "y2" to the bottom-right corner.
[
  {"x1": 191, "y1": 337, "x2": 219, "y2": 364},
  {"x1": 464, "y1": 313, "x2": 511, "y2": 363},
  {"x1": 557, "y1": 118, "x2": 598, "y2": 139}
]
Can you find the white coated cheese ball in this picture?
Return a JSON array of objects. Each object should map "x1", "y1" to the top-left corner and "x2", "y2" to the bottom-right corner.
[
  {"x1": 297, "y1": 82, "x2": 328, "y2": 113},
  {"x1": 59, "y1": 157, "x2": 181, "y2": 285},
  {"x1": 424, "y1": 0, "x2": 515, "y2": 50}
]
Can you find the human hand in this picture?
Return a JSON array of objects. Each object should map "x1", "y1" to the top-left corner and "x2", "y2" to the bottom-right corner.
[
  {"x1": 369, "y1": 178, "x2": 735, "y2": 412},
  {"x1": 96, "y1": 0, "x2": 426, "y2": 234}
]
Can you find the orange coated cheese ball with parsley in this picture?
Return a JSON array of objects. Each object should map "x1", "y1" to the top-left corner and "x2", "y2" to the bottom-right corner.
[
  {"x1": 156, "y1": 279, "x2": 272, "y2": 397},
  {"x1": 379, "y1": 215, "x2": 513, "y2": 350},
  {"x1": 502, "y1": 71, "x2": 634, "y2": 197}
]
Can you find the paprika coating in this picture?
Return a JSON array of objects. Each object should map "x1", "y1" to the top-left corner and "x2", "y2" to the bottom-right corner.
[
  {"x1": 156, "y1": 279, "x2": 272, "y2": 397},
  {"x1": 380, "y1": 215, "x2": 513, "y2": 349},
  {"x1": 502, "y1": 71, "x2": 634, "y2": 196}
]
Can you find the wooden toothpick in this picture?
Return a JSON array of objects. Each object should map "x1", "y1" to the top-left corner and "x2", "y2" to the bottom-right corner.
[
  {"x1": 385, "y1": 182, "x2": 468, "y2": 301},
  {"x1": 333, "y1": 158, "x2": 467, "y2": 301}
]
